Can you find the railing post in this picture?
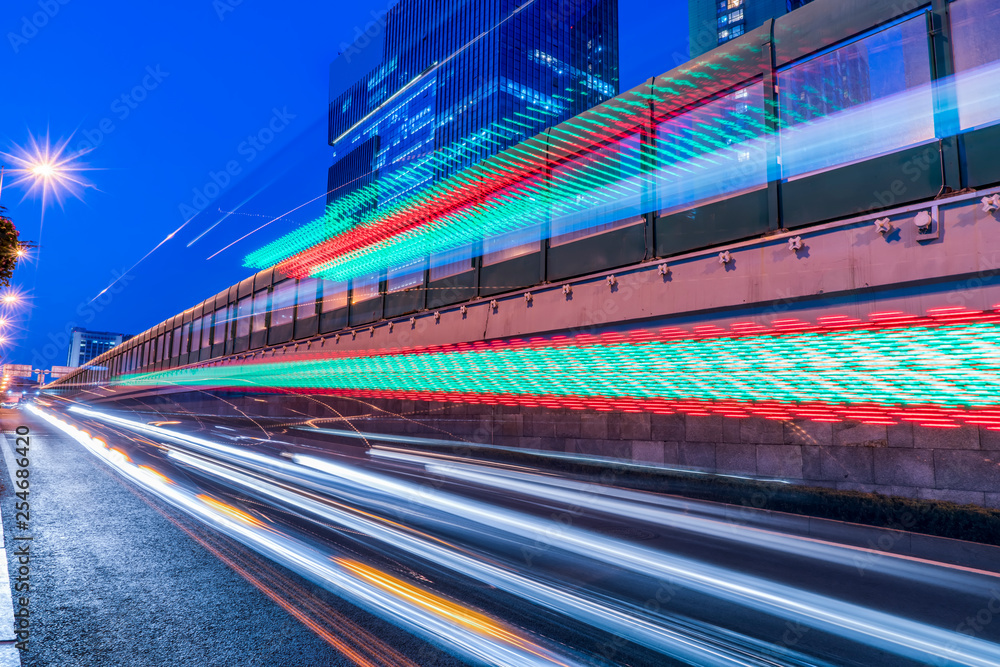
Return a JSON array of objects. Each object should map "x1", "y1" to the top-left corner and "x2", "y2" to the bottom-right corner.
[
  {"x1": 762, "y1": 20, "x2": 781, "y2": 233},
  {"x1": 930, "y1": 0, "x2": 963, "y2": 193},
  {"x1": 642, "y1": 76, "x2": 657, "y2": 260}
]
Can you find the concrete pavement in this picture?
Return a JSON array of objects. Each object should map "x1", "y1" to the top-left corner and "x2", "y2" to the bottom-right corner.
[{"x1": 0, "y1": 408, "x2": 428, "y2": 667}]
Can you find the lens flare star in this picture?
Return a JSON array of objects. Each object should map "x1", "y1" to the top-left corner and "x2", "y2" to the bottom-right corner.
[{"x1": 1, "y1": 132, "x2": 96, "y2": 209}]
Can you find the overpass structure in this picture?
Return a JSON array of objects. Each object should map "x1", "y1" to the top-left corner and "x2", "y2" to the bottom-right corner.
[{"x1": 48, "y1": 0, "x2": 1000, "y2": 506}]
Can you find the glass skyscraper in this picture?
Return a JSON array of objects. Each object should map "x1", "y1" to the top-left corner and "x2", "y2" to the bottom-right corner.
[
  {"x1": 326, "y1": 0, "x2": 619, "y2": 215},
  {"x1": 688, "y1": 0, "x2": 816, "y2": 59}
]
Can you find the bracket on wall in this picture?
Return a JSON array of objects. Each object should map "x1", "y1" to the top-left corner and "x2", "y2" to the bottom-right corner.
[{"x1": 915, "y1": 208, "x2": 940, "y2": 242}]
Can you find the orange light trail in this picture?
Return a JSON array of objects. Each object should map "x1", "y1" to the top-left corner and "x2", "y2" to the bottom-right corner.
[
  {"x1": 137, "y1": 465, "x2": 174, "y2": 485},
  {"x1": 336, "y1": 558, "x2": 571, "y2": 665},
  {"x1": 197, "y1": 495, "x2": 266, "y2": 528},
  {"x1": 132, "y1": 489, "x2": 421, "y2": 667}
]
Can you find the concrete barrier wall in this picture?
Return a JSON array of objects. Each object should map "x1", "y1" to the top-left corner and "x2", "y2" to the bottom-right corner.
[{"x1": 70, "y1": 188, "x2": 1000, "y2": 510}]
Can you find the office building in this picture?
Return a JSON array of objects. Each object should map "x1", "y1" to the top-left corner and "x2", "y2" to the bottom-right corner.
[
  {"x1": 689, "y1": 0, "x2": 815, "y2": 59},
  {"x1": 67, "y1": 328, "x2": 131, "y2": 368},
  {"x1": 326, "y1": 0, "x2": 620, "y2": 215}
]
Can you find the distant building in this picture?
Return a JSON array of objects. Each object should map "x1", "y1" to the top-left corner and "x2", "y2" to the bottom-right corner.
[
  {"x1": 326, "y1": 0, "x2": 620, "y2": 213},
  {"x1": 688, "y1": 0, "x2": 816, "y2": 59},
  {"x1": 67, "y1": 328, "x2": 131, "y2": 368}
]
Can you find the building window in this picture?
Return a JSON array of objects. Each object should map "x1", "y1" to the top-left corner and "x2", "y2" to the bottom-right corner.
[
  {"x1": 350, "y1": 273, "x2": 381, "y2": 304},
  {"x1": 270, "y1": 281, "x2": 297, "y2": 327},
  {"x1": 295, "y1": 278, "x2": 319, "y2": 319},
  {"x1": 213, "y1": 307, "x2": 229, "y2": 345},
  {"x1": 653, "y1": 82, "x2": 768, "y2": 213},
  {"x1": 727, "y1": 0, "x2": 742, "y2": 8},
  {"x1": 429, "y1": 244, "x2": 475, "y2": 281},
  {"x1": 171, "y1": 327, "x2": 183, "y2": 357},
  {"x1": 236, "y1": 297, "x2": 251, "y2": 338},
  {"x1": 387, "y1": 259, "x2": 424, "y2": 293},
  {"x1": 251, "y1": 289, "x2": 269, "y2": 332},
  {"x1": 951, "y1": 0, "x2": 1000, "y2": 131},
  {"x1": 190, "y1": 318, "x2": 203, "y2": 351},
  {"x1": 483, "y1": 225, "x2": 542, "y2": 265},
  {"x1": 777, "y1": 14, "x2": 933, "y2": 178},
  {"x1": 320, "y1": 281, "x2": 348, "y2": 312}
]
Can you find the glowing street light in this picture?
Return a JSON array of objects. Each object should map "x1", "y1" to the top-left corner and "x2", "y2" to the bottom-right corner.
[
  {"x1": 12, "y1": 241, "x2": 38, "y2": 262},
  {"x1": 31, "y1": 163, "x2": 55, "y2": 178},
  {"x1": 0, "y1": 133, "x2": 94, "y2": 209}
]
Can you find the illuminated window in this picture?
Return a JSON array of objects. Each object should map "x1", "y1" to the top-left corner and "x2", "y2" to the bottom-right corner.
[
  {"x1": 270, "y1": 281, "x2": 297, "y2": 327},
  {"x1": 295, "y1": 278, "x2": 319, "y2": 319},
  {"x1": 201, "y1": 312, "x2": 213, "y2": 349},
  {"x1": 171, "y1": 327, "x2": 182, "y2": 357},
  {"x1": 653, "y1": 82, "x2": 768, "y2": 213},
  {"x1": 387, "y1": 259, "x2": 425, "y2": 293},
  {"x1": 777, "y1": 14, "x2": 933, "y2": 177},
  {"x1": 430, "y1": 244, "x2": 475, "y2": 281},
  {"x1": 190, "y1": 318, "x2": 203, "y2": 351},
  {"x1": 213, "y1": 307, "x2": 229, "y2": 345},
  {"x1": 235, "y1": 297, "x2": 251, "y2": 338},
  {"x1": 550, "y1": 132, "x2": 646, "y2": 246},
  {"x1": 727, "y1": 0, "x2": 742, "y2": 8},
  {"x1": 320, "y1": 281, "x2": 348, "y2": 312},
  {"x1": 251, "y1": 289, "x2": 269, "y2": 332},
  {"x1": 483, "y1": 224, "x2": 543, "y2": 265},
  {"x1": 351, "y1": 273, "x2": 381, "y2": 304},
  {"x1": 951, "y1": 0, "x2": 1000, "y2": 130}
]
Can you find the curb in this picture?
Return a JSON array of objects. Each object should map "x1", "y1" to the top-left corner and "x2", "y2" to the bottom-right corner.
[{"x1": 716, "y1": 500, "x2": 1000, "y2": 573}]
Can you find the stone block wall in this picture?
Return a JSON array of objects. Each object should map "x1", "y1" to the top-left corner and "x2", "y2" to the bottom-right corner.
[{"x1": 128, "y1": 391, "x2": 1000, "y2": 509}]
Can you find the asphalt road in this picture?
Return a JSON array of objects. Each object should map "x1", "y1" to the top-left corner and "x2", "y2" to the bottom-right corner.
[
  {"x1": 4, "y1": 402, "x2": 1000, "y2": 666},
  {"x1": 0, "y1": 408, "x2": 459, "y2": 667}
]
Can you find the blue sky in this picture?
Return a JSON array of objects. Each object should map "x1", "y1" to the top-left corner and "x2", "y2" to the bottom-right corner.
[{"x1": 0, "y1": 0, "x2": 688, "y2": 367}]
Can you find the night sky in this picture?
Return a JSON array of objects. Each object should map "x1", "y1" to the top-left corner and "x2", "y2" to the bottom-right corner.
[{"x1": 0, "y1": 0, "x2": 688, "y2": 367}]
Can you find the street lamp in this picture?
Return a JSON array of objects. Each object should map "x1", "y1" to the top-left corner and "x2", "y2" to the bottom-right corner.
[
  {"x1": 32, "y1": 368, "x2": 49, "y2": 388},
  {"x1": 12, "y1": 241, "x2": 38, "y2": 262},
  {"x1": 31, "y1": 163, "x2": 56, "y2": 178},
  {"x1": 0, "y1": 133, "x2": 93, "y2": 209}
]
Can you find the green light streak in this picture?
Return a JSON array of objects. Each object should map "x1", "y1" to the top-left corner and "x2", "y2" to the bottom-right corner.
[{"x1": 115, "y1": 323, "x2": 1000, "y2": 410}]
